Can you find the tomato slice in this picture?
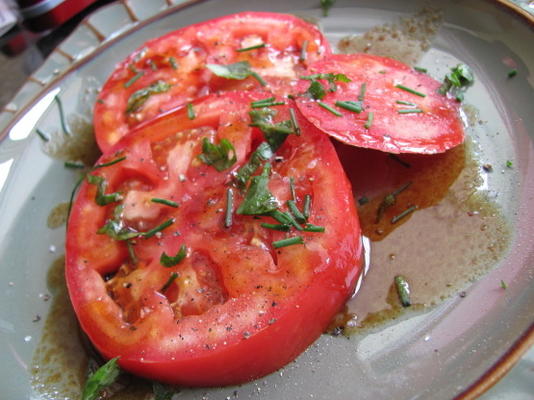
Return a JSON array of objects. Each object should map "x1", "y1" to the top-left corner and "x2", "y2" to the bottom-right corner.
[
  {"x1": 295, "y1": 54, "x2": 465, "y2": 154},
  {"x1": 67, "y1": 92, "x2": 361, "y2": 386},
  {"x1": 94, "y1": 12, "x2": 331, "y2": 153}
]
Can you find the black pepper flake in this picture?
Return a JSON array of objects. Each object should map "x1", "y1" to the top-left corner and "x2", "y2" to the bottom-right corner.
[
  {"x1": 482, "y1": 163, "x2": 493, "y2": 172},
  {"x1": 271, "y1": 301, "x2": 277, "y2": 307},
  {"x1": 459, "y1": 291, "x2": 467, "y2": 298},
  {"x1": 32, "y1": 315, "x2": 41, "y2": 323},
  {"x1": 243, "y1": 331, "x2": 251, "y2": 339},
  {"x1": 129, "y1": 326, "x2": 137, "y2": 331}
]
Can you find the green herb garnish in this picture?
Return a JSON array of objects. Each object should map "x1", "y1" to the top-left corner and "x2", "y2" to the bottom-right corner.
[
  {"x1": 397, "y1": 108, "x2": 424, "y2": 114},
  {"x1": 394, "y1": 275, "x2": 411, "y2": 307},
  {"x1": 54, "y1": 95, "x2": 72, "y2": 135},
  {"x1": 64, "y1": 161, "x2": 85, "y2": 169},
  {"x1": 81, "y1": 357, "x2": 121, "y2": 400},
  {"x1": 160, "y1": 244, "x2": 187, "y2": 267},
  {"x1": 234, "y1": 142, "x2": 273, "y2": 188},
  {"x1": 237, "y1": 43, "x2": 266, "y2": 52},
  {"x1": 306, "y1": 80, "x2": 326, "y2": 100},
  {"x1": 506, "y1": 160, "x2": 513, "y2": 168},
  {"x1": 303, "y1": 194, "x2": 311, "y2": 219},
  {"x1": 364, "y1": 111, "x2": 374, "y2": 129},
  {"x1": 151, "y1": 198, "x2": 179, "y2": 208},
  {"x1": 160, "y1": 272, "x2": 179, "y2": 293},
  {"x1": 388, "y1": 154, "x2": 411, "y2": 168},
  {"x1": 97, "y1": 205, "x2": 139, "y2": 241},
  {"x1": 169, "y1": 57, "x2": 178, "y2": 69},
  {"x1": 317, "y1": 101, "x2": 342, "y2": 116},
  {"x1": 287, "y1": 200, "x2": 306, "y2": 223},
  {"x1": 320, "y1": 0, "x2": 336, "y2": 16},
  {"x1": 269, "y1": 209, "x2": 302, "y2": 231},
  {"x1": 500, "y1": 280, "x2": 508, "y2": 289},
  {"x1": 303, "y1": 224, "x2": 325, "y2": 232},
  {"x1": 237, "y1": 163, "x2": 279, "y2": 215},
  {"x1": 391, "y1": 205, "x2": 418, "y2": 224},
  {"x1": 438, "y1": 64, "x2": 474, "y2": 101},
  {"x1": 124, "y1": 71, "x2": 144, "y2": 88},
  {"x1": 507, "y1": 69, "x2": 517, "y2": 78},
  {"x1": 94, "y1": 156, "x2": 127, "y2": 170},
  {"x1": 414, "y1": 66, "x2": 427, "y2": 73},
  {"x1": 35, "y1": 128, "x2": 49, "y2": 142},
  {"x1": 395, "y1": 100, "x2": 417, "y2": 106},
  {"x1": 152, "y1": 381, "x2": 176, "y2": 400},
  {"x1": 301, "y1": 72, "x2": 350, "y2": 93},
  {"x1": 250, "y1": 97, "x2": 285, "y2": 108},
  {"x1": 289, "y1": 108, "x2": 301, "y2": 135},
  {"x1": 395, "y1": 84, "x2": 426, "y2": 97},
  {"x1": 335, "y1": 100, "x2": 363, "y2": 113},
  {"x1": 86, "y1": 174, "x2": 123, "y2": 206},
  {"x1": 249, "y1": 108, "x2": 295, "y2": 151},
  {"x1": 358, "y1": 82, "x2": 367, "y2": 101},
  {"x1": 225, "y1": 188, "x2": 234, "y2": 228},
  {"x1": 198, "y1": 138, "x2": 237, "y2": 172},
  {"x1": 376, "y1": 182, "x2": 411, "y2": 223},
  {"x1": 142, "y1": 218, "x2": 175, "y2": 238},
  {"x1": 272, "y1": 236, "x2": 304, "y2": 248},
  {"x1": 207, "y1": 61, "x2": 266, "y2": 86},
  {"x1": 126, "y1": 80, "x2": 172, "y2": 113},
  {"x1": 187, "y1": 103, "x2": 195, "y2": 120},
  {"x1": 261, "y1": 223, "x2": 290, "y2": 232}
]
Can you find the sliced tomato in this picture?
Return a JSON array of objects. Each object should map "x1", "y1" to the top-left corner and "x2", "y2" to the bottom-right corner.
[
  {"x1": 67, "y1": 92, "x2": 361, "y2": 386},
  {"x1": 295, "y1": 54, "x2": 465, "y2": 154},
  {"x1": 94, "y1": 12, "x2": 331, "y2": 153}
]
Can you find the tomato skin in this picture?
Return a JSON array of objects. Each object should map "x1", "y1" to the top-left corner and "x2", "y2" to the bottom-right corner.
[
  {"x1": 295, "y1": 54, "x2": 465, "y2": 154},
  {"x1": 67, "y1": 92, "x2": 361, "y2": 386},
  {"x1": 94, "y1": 12, "x2": 331, "y2": 153}
]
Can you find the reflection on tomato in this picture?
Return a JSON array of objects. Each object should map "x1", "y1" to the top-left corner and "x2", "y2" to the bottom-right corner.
[{"x1": 66, "y1": 92, "x2": 362, "y2": 386}]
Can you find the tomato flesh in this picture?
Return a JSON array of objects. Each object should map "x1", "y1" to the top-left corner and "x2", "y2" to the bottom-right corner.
[
  {"x1": 94, "y1": 12, "x2": 331, "y2": 152},
  {"x1": 67, "y1": 92, "x2": 361, "y2": 386},
  {"x1": 295, "y1": 54, "x2": 465, "y2": 154}
]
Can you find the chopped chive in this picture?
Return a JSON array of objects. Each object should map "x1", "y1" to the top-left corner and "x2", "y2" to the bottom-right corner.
[
  {"x1": 303, "y1": 224, "x2": 325, "y2": 232},
  {"x1": 388, "y1": 154, "x2": 411, "y2": 168},
  {"x1": 289, "y1": 108, "x2": 301, "y2": 135},
  {"x1": 54, "y1": 95, "x2": 72, "y2": 135},
  {"x1": 300, "y1": 40, "x2": 308, "y2": 61},
  {"x1": 335, "y1": 100, "x2": 363, "y2": 113},
  {"x1": 96, "y1": 99, "x2": 105, "y2": 105},
  {"x1": 397, "y1": 108, "x2": 424, "y2": 114},
  {"x1": 506, "y1": 160, "x2": 513, "y2": 168},
  {"x1": 67, "y1": 175, "x2": 85, "y2": 222},
  {"x1": 251, "y1": 97, "x2": 275, "y2": 107},
  {"x1": 507, "y1": 69, "x2": 517, "y2": 78},
  {"x1": 317, "y1": 101, "x2": 342, "y2": 117},
  {"x1": 358, "y1": 82, "x2": 367, "y2": 101},
  {"x1": 64, "y1": 161, "x2": 86, "y2": 169},
  {"x1": 269, "y1": 210, "x2": 302, "y2": 230},
  {"x1": 500, "y1": 280, "x2": 508, "y2": 289},
  {"x1": 142, "y1": 218, "x2": 174, "y2": 238},
  {"x1": 160, "y1": 244, "x2": 187, "y2": 267},
  {"x1": 287, "y1": 200, "x2": 306, "y2": 223},
  {"x1": 160, "y1": 272, "x2": 179, "y2": 293},
  {"x1": 94, "y1": 156, "x2": 127, "y2": 170},
  {"x1": 169, "y1": 57, "x2": 178, "y2": 69},
  {"x1": 414, "y1": 66, "x2": 427, "y2": 73},
  {"x1": 225, "y1": 188, "x2": 233, "y2": 228},
  {"x1": 272, "y1": 236, "x2": 304, "y2": 249},
  {"x1": 395, "y1": 84, "x2": 426, "y2": 97},
  {"x1": 35, "y1": 128, "x2": 49, "y2": 142},
  {"x1": 364, "y1": 111, "x2": 374, "y2": 129},
  {"x1": 303, "y1": 194, "x2": 311, "y2": 219},
  {"x1": 289, "y1": 178, "x2": 296, "y2": 201},
  {"x1": 261, "y1": 223, "x2": 290, "y2": 232},
  {"x1": 237, "y1": 43, "x2": 266, "y2": 52},
  {"x1": 391, "y1": 205, "x2": 418, "y2": 224},
  {"x1": 376, "y1": 182, "x2": 412, "y2": 223},
  {"x1": 395, "y1": 100, "x2": 417, "y2": 106},
  {"x1": 124, "y1": 71, "x2": 144, "y2": 88},
  {"x1": 126, "y1": 240, "x2": 138, "y2": 264},
  {"x1": 394, "y1": 275, "x2": 411, "y2": 307},
  {"x1": 187, "y1": 103, "x2": 195, "y2": 120},
  {"x1": 250, "y1": 71, "x2": 267, "y2": 86},
  {"x1": 151, "y1": 198, "x2": 179, "y2": 208}
]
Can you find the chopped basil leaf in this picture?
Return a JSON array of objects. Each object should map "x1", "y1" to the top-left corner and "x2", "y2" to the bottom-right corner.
[
  {"x1": 234, "y1": 141, "x2": 273, "y2": 188},
  {"x1": 81, "y1": 357, "x2": 121, "y2": 400},
  {"x1": 198, "y1": 138, "x2": 237, "y2": 172},
  {"x1": 97, "y1": 205, "x2": 139, "y2": 240},
  {"x1": 160, "y1": 244, "x2": 187, "y2": 267},
  {"x1": 306, "y1": 80, "x2": 326, "y2": 100},
  {"x1": 237, "y1": 163, "x2": 279, "y2": 215},
  {"x1": 86, "y1": 174, "x2": 123, "y2": 206},
  {"x1": 320, "y1": 0, "x2": 336, "y2": 17},
  {"x1": 507, "y1": 69, "x2": 517, "y2": 78},
  {"x1": 301, "y1": 72, "x2": 350, "y2": 93},
  {"x1": 126, "y1": 80, "x2": 172, "y2": 113},
  {"x1": 249, "y1": 108, "x2": 295, "y2": 151},
  {"x1": 207, "y1": 61, "x2": 265, "y2": 86},
  {"x1": 438, "y1": 64, "x2": 474, "y2": 100}
]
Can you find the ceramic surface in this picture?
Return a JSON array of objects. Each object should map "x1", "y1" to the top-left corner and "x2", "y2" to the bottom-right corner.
[{"x1": 0, "y1": 1, "x2": 532, "y2": 399}]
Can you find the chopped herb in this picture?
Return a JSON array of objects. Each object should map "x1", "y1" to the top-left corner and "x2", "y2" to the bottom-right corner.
[
  {"x1": 185, "y1": 103, "x2": 195, "y2": 120},
  {"x1": 67, "y1": 175, "x2": 85, "y2": 221},
  {"x1": 358, "y1": 82, "x2": 367, "y2": 101},
  {"x1": 438, "y1": 64, "x2": 474, "y2": 101},
  {"x1": 127, "y1": 240, "x2": 137, "y2": 264},
  {"x1": 391, "y1": 205, "x2": 418, "y2": 224},
  {"x1": 97, "y1": 205, "x2": 139, "y2": 241},
  {"x1": 335, "y1": 100, "x2": 363, "y2": 113},
  {"x1": 317, "y1": 101, "x2": 342, "y2": 116},
  {"x1": 86, "y1": 174, "x2": 123, "y2": 206},
  {"x1": 358, "y1": 196, "x2": 369, "y2": 206},
  {"x1": 500, "y1": 280, "x2": 508, "y2": 289},
  {"x1": 306, "y1": 80, "x2": 326, "y2": 100},
  {"x1": 169, "y1": 57, "x2": 178, "y2": 69},
  {"x1": 64, "y1": 161, "x2": 85, "y2": 169},
  {"x1": 507, "y1": 69, "x2": 517, "y2": 78},
  {"x1": 236, "y1": 43, "x2": 266, "y2": 52},
  {"x1": 249, "y1": 108, "x2": 295, "y2": 151},
  {"x1": 395, "y1": 100, "x2": 417, "y2": 106},
  {"x1": 160, "y1": 244, "x2": 187, "y2": 267},
  {"x1": 160, "y1": 272, "x2": 179, "y2": 293},
  {"x1": 301, "y1": 72, "x2": 350, "y2": 93},
  {"x1": 54, "y1": 95, "x2": 72, "y2": 135},
  {"x1": 303, "y1": 194, "x2": 312, "y2": 219},
  {"x1": 250, "y1": 97, "x2": 285, "y2": 108},
  {"x1": 81, "y1": 357, "x2": 121, "y2": 400},
  {"x1": 207, "y1": 61, "x2": 265, "y2": 86},
  {"x1": 506, "y1": 160, "x2": 513, "y2": 168},
  {"x1": 151, "y1": 198, "x2": 179, "y2": 208},
  {"x1": 364, "y1": 111, "x2": 374, "y2": 129},
  {"x1": 142, "y1": 218, "x2": 174, "y2": 238},
  {"x1": 237, "y1": 163, "x2": 278, "y2": 215},
  {"x1": 261, "y1": 223, "x2": 290, "y2": 232},
  {"x1": 126, "y1": 80, "x2": 172, "y2": 113},
  {"x1": 287, "y1": 200, "x2": 306, "y2": 223},
  {"x1": 397, "y1": 108, "x2": 424, "y2": 114},
  {"x1": 303, "y1": 224, "x2": 325, "y2": 232},
  {"x1": 198, "y1": 138, "x2": 237, "y2": 172},
  {"x1": 269, "y1": 209, "x2": 303, "y2": 230},
  {"x1": 289, "y1": 108, "x2": 301, "y2": 135},
  {"x1": 320, "y1": 0, "x2": 336, "y2": 16},
  {"x1": 35, "y1": 128, "x2": 49, "y2": 142},
  {"x1": 96, "y1": 99, "x2": 105, "y2": 104},
  {"x1": 394, "y1": 275, "x2": 411, "y2": 307},
  {"x1": 94, "y1": 156, "x2": 127, "y2": 170},
  {"x1": 300, "y1": 40, "x2": 308, "y2": 61},
  {"x1": 234, "y1": 142, "x2": 273, "y2": 188},
  {"x1": 388, "y1": 154, "x2": 411, "y2": 168},
  {"x1": 272, "y1": 236, "x2": 304, "y2": 248},
  {"x1": 225, "y1": 188, "x2": 234, "y2": 228},
  {"x1": 152, "y1": 381, "x2": 176, "y2": 400},
  {"x1": 414, "y1": 66, "x2": 427, "y2": 73},
  {"x1": 124, "y1": 71, "x2": 144, "y2": 88},
  {"x1": 289, "y1": 177, "x2": 296, "y2": 201},
  {"x1": 376, "y1": 182, "x2": 411, "y2": 223},
  {"x1": 395, "y1": 84, "x2": 426, "y2": 97}
]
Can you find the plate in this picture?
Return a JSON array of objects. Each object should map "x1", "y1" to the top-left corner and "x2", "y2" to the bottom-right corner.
[{"x1": 0, "y1": 1, "x2": 533, "y2": 399}]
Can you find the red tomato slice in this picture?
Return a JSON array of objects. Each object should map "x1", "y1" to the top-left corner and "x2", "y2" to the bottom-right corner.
[
  {"x1": 295, "y1": 54, "x2": 465, "y2": 154},
  {"x1": 67, "y1": 92, "x2": 361, "y2": 386},
  {"x1": 94, "y1": 12, "x2": 331, "y2": 153}
]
